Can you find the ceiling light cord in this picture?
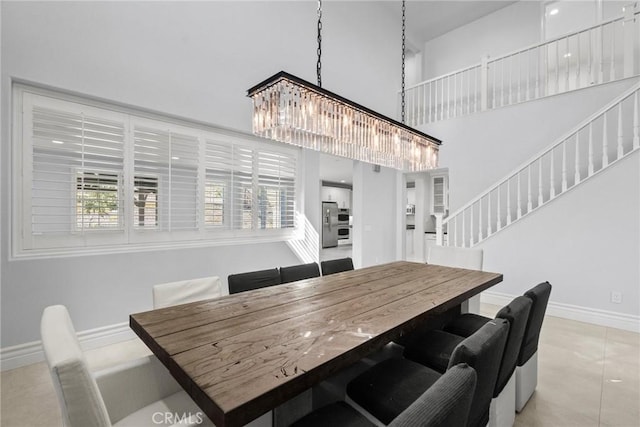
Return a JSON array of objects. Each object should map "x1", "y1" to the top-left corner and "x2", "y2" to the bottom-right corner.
[
  {"x1": 317, "y1": 0, "x2": 322, "y2": 88},
  {"x1": 401, "y1": 0, "x2": 406, "y2": 124}
]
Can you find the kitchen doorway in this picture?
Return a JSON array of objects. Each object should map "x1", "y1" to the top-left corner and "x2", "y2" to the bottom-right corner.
[{"x1": 319, "y1": 154, "x2": 354, "y2": 262}]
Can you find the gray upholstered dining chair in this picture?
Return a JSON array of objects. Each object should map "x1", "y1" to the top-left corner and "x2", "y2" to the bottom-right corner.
[
  {"x1": 292, "y1": 363, "x2": 477, "y2": 427},
  {"x1": 344, "y1": 319, "x2": 509, "y2": 427},
  {"x1": 41, "y1": 305, "x2": 213, "y2": 427},
  {"x1": 516, "y1": 281, "x2": 552, "y2": 412},
  {"x1": 152, "y1": 276, "x2": 224, "y2": 309},
  {"x1": 439, "y1": 296, "x2": 533, "y2": 427},
  {"x1": 228, "y1": 267, "x2": 281, "y2": 294},
  {"x1": 280, "y1": 262, "x2": 320, "y2": 284},
  {"x1": 320, "y1": 257, "x2": 354, "y2": 276}
]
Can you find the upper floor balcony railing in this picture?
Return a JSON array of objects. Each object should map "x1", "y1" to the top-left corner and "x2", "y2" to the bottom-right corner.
[{"x1": 402, "y1": 7, "x2": 640, "y2": 126}]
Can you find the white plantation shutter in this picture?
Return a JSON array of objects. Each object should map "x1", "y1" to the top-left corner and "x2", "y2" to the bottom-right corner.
[
  {"x1": 232, "y1": 146, "x2": 255, "y2": 230},
  {"x1": 204, "y1": 140, "x2": 233, "y2": 229},
  {"x1": 16, "y1": 86, "x2": 299, "y2": 255},
  {"x1": 25, "y1": 93, "x2": 126, "y2": 249},
  {"x1": 257, "y1": 149, "x2": 296, "y2": 229},
  {"x1": 133, "y1": 125, "x2": 199, "y2": 233}
]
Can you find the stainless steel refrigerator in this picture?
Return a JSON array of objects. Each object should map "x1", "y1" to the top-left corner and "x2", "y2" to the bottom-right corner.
[{"x1": 322, "y1": 201, "x2": 339, "y2": 248}]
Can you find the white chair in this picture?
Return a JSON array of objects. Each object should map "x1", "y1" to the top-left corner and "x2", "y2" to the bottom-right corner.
[
  {"x1": 427, "y1": 246, "x2": 484, "y2": 314},
  {"x1": 153, "y1": 276, "x2": 224, "y2": 309},
  {"x1": 41, "y1": 305, "x2": 214, "y2": 427}
]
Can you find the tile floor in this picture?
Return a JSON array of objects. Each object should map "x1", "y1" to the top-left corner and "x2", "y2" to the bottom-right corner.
[{"x1": 1, "y1": 304, "x2": 638, "y2": 426}]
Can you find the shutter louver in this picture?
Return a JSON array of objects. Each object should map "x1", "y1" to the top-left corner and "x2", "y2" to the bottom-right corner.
[
  {"x1": 232, "y1": 146, "x2": 255, "y2": 230},
  {"x1": 204, "y1": 140, "x2": 233, "y2": 229}
]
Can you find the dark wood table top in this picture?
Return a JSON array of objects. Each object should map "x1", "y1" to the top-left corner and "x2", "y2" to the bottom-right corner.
[{"x1": 130, "y1": 261, "x2": 502, "y2": 427}]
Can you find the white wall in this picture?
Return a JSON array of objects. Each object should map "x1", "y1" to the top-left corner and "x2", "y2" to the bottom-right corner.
[
  {"x1": 1, "y1": 1, "x2": 404, "y2": 347},
  {"x1": 352, "y1": 162, "x2": 401, "y2": 268},
  {"x1": 422, "y1": 1, "x2": 542, "y2": 80}
]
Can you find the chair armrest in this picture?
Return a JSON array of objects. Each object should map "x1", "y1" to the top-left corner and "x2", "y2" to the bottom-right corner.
[{"x1": 94, "y1": 355, "x2": 182, "y2": 424}]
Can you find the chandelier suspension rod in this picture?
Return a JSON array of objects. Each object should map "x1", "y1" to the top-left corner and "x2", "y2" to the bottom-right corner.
[
  {"x1": 317, "y1": 0, "x2": 322, "y2": 87},
  {"x1": 401, "y1": 0, "x2": 406, "y2": 124}
]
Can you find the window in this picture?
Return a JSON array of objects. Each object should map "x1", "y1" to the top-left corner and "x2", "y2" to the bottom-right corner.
[
  {"x1": 15, "y1": 85, "x2": 299, "y2": 256},
  {"x1": 76, "y1": 172, "x2": 121, "y2": 230}
]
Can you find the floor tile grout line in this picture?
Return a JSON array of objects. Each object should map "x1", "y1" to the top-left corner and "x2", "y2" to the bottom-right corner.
[{"x1": 598, "y1": 327, "x2": 609, "y2": 427}]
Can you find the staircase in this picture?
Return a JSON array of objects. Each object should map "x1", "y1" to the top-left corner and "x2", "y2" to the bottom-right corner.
[
  {"x1": 436, "y1": 81, "x2": 640, "y2": 248},
  {"x1": 403, "y1": 8, "x2": 640, "y2": 126}
]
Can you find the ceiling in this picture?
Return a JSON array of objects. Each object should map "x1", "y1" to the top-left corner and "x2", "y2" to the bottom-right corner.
[{"x1": 379, "y1": 1, "x2": 517, "y2": 45}]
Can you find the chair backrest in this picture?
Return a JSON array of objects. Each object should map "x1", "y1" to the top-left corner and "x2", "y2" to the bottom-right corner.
[
  {"x1": 320, "y1": 257, "x2": 354, "y2": 276},
  {"x1": 280, "y1": 262, "x2": 320, "y2": 284},
  {"x1": 448, "y1": 318, "x2": 509, "y2": 427},
  {"x1": 492, "y1": 296, "x2": 532, "y2": 396},
  {"x1": 228, "y1": 268, "x2": 281, "y2": 294},
  {"x1": 519, "y1": 281, "x2": 552, "y2": 365},
  {"x1": 388, "y1": 363, "x2": 477, "y2": 427},
  {"x1": 153, "y1": 276, "x2": 224, "y2": 309},
  {"x1": 41, "y1": 305, "x2": 112, "y2": 427},
  {"x1": 427, "y1": 246, "x2": 483, "y2": 270}
]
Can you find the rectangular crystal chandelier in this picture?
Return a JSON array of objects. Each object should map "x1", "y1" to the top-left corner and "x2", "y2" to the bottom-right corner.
[{"x1": 247, "y1": 71, "x2": 441, "y2": 172}]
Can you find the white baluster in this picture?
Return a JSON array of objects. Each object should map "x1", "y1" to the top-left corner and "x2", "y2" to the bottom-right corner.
[
  {"x1": 441, "y1": 78, "x2": 445, "y2": 121},
  {"x1": 574, "y1": 133, "x2": 581, "y2": 185},
  {"x1": 561, "y1": 140, "x2": 568, "y2": 192},
  {"x1": 603, "y1": 112, "x2": 609, "y2": 167},
  {"x1": 493, "y1": 60, "x2": 497, "y2": 108},
  {"x1": 518, "y1": 52, "x2": 522, "y2": 103},
  {"x1": 634, "y1": 91, "x2": 639, "y2": 149},
  {"x1": 576, "y1": 33, "x2": 581, "y2": 87},
  {"x1": 536, "y1": 46, "x2": 541, "y2": 99},
  {"x1": 565, "y1": 37, "x2": 570, "y2": 91},
  {"x1": 447, "y1": 75, "x2": 451, "y2": 119},
  {"x1": 509, "y1": 55, "x2": 513, "y2": 104},
  {"x1": 527, "y1": 164, "x2": 533, "y2": 213},
  {"x1": 617, "y1": 103, "x2": 624, "y2": 159},
  {"x1": 501, "y1": 59, "x2": 505, "y2": 106},
  {"x1": 496, "y1": 186, "x2": 502, "y2": 231},
  {"x1": 467, "y1": 70, "x2": 471, "y2": 114},
  {"x1": 610, "y1": 24, "x2": 616, "y2": 81},
  {"x1": 453, "y1": 73, "x2": 457, "y2": 118},
  {"x1": 428, "y1": 82, "x2": 432, "y2": 123},
  {"x1": 461, "y1": 210, "x2": 466, "y2": 248},
  {"x1": 470, "y1": 206, "x2": 474, "y2": 246},
  {"x1": 478, "y1": 197, "x2": 483, "y2": 243},
  {"x1": 538, "y1": 159, "x2": 544, "y2": 206},
  {"x1": 556, "y1": 40, "x2": 560, "y2": 94},
  {"x1": 550, "y1": 149, "x2": 556, "y2": 199},
  {"x1": 506, "y1": 179, "x2": 512, "y2": 225},
  {"x1": 453, "y1": 216, "x2": 458, "y2": 248},
  {"x1": 476, "y1": 65, "x2": 481, "y2": 112},
  {"x1": 487, "y1": 192, "x2": 492, "y2": 235},
  {"x1": 517, "y1": 172, "x2": 523, "y2": 219},
  {"x1": 588, "y1": 28, "x2": 594, "y2": 84},
  {"x1": 527, "y1": 48, "x2": 531, "y2": 101},
  {"x1": 588, "y1": 121, "x2": 595, "y2": 175}
]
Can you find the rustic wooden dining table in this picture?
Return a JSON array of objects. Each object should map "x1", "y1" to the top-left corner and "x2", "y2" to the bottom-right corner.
[{"x1": 130, "y1": 261, "x2": 503, "y2": 427}]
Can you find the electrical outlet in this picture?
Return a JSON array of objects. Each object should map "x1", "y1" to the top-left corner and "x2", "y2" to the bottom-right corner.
[{"x1": 610, "y1": 291, "x2": 623, "y2": 304}]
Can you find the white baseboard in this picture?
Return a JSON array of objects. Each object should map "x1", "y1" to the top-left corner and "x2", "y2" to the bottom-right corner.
[
  {"x1": 0, "y1": 322, "x2": 136, "y2": 371},
  {"x1": 481, "y1": 291, "x2": 640, "y2": 333}
]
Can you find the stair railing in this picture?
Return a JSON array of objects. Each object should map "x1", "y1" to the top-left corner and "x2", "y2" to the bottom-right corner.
[
  {"x1": 436, "y1": 81, "x2": 640, "y2": 248},
  {"x1": 404, "y1": 8, "x2": 640, "y2": 126}
]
